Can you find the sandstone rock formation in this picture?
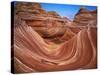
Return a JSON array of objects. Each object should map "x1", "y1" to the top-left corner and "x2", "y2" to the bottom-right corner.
[
  {"x1": 73, "y1": 7, "x2": 97, "y2": 26},
  {"x1": 12, "y1": 2, "x2": 97, "y2": 73}
]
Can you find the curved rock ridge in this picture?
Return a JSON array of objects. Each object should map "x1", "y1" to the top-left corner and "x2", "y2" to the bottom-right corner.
[
  {"x1": 14, "y1": 22, "x2": 97, "y2": 73},
  {"x1": 12, "y1": 2, "x2": 97, "y2": 73}
]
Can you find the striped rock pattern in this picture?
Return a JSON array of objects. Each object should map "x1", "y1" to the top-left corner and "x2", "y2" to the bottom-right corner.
[{"x1": 12, "y1": 2, "x2": 97, "y2": 73}]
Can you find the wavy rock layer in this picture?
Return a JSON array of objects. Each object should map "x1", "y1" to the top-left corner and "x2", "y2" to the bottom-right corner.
[{"x1": 12, "y1": 2, "x2": 97, "y2": 73}]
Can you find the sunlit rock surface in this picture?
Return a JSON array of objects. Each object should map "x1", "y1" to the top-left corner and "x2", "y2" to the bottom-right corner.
[
  {"x1": 73, "y1": 7, "x2": 97, "y2": 26},
  {"x1": 12, "y1": 2, "x2": 97, "y2": 73}
]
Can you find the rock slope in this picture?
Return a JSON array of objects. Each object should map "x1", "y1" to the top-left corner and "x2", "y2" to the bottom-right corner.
[{"x1": 12, "y1": 2, "x2": 97, "y2": 73}]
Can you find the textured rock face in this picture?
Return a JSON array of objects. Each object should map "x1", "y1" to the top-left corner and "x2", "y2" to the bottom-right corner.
[
  {"x1": 15, "y1": 2, "x2": 70, "y2": 38},
  {"x1": 47, "y1": 11, "x2": 61, "y2": 18},
  {"x1": 12, "y1": 2, "x2": 97, "y2": 73},
  {"x1": 73, "y1": 7, "x2": 97, "y2": 26}
]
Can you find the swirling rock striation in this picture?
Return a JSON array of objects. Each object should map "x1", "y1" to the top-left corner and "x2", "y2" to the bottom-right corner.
[{"x1": 12, "y1": 2, "x2": 97, "y2": 73}]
